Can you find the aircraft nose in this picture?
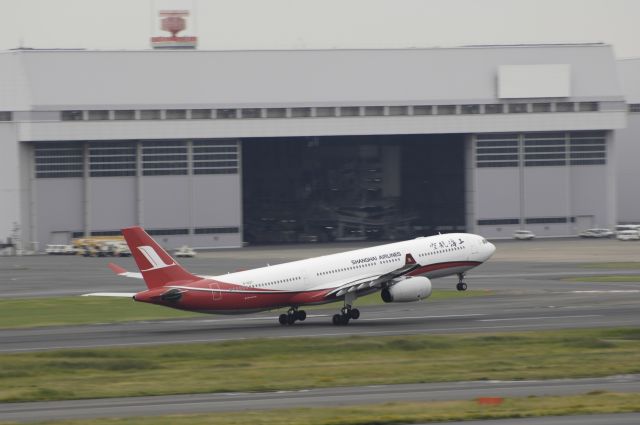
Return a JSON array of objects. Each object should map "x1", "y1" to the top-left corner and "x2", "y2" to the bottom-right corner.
[{"x1": 487, "y1": 241, "x2": 496, "y2": 258}]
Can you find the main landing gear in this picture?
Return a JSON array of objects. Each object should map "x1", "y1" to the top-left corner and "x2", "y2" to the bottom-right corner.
[
  {"x1": 456, "y1": 273, "x2": 468, "y2": 291},
  {"x1": 278, "y1": 307, "x2": 307, "y2": 325},
  {"x1": 332, "y1": 292, "x2": 360, "y2": 326},
  {"x1": 332, "y1": 305, "x2": 360, "y2": 326}
]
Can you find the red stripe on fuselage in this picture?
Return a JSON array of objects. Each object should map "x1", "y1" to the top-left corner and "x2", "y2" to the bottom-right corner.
[
  {"x1": 408, "y1": 261, "x2": 482, "y2": 277},
  {"x1": 134, "y1": 260, "x2": 482, "y2": 313}
]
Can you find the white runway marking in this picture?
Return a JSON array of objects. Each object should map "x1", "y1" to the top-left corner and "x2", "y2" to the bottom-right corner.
[
  {"x1": 359, "y1": 313, "x2": 486, "y2": 321},
  {"x1": 478, "y1": 314, "x2": 601, "y2": 322},
  {"x1": 569, "y1": 290, "x2": 640, "y2": 294}
]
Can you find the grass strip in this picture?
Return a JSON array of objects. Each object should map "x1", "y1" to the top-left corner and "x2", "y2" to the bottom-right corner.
[
  {"x1": 2, "y1": 328, "x2": 640, "y2": 403},
  {"x1": 2, "y1": 392, "x2": 640, "y2": 425},
  {"x1": 0, "y1": 290, "x2": 488, "y2": 329},
  {"x1": 562, "y1": 275, "x2": 640, "y2": 283}
]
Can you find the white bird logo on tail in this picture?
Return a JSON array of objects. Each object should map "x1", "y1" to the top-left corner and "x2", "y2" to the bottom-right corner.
[{"x1": 138, "y1": 245, "x2": 176, "y2": 271}]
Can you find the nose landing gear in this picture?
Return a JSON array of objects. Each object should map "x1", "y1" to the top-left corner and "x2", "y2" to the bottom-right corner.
[
  {"x1": 456, "y1": 273, "x2": 468, "y2": 291},
  {"x1": 278, "y1": 307, "x2": 307, "y2": 325}
]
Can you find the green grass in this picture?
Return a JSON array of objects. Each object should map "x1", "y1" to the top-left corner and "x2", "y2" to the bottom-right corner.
[
  {"x1": 0, "y1": 290, "x2": 489, "y2": 329},
  {"x1": 0, "y1": 297, "x2": 200, "y2": 329},
  {"x1": 3, "y1": 392, "x2": 639, "y2": 425},
  {"x1": 563, "y1": 275, "x2": 640, "y2": 283},
  {"x1": 2, "y1": 327, "x2": 640, "y2": 403}
]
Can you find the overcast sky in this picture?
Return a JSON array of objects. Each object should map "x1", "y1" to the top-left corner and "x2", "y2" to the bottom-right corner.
[{"x1": 2, "y1": 0, "x2": 639, "y2": 57}]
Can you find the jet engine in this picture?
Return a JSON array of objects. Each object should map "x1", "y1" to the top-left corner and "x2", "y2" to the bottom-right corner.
[{"x1": 381, "y1": 276, "x2": 432, "y2": 303}]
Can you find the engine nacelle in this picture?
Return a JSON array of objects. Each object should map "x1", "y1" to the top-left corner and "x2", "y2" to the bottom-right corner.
[{"x1": 381, "y1": 276, "x2": 432, "y2": 303}]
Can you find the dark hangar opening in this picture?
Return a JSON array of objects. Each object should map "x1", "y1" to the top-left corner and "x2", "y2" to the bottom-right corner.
[{"x1": 242, "y1": 134, "x2": 466, "y2": 244}]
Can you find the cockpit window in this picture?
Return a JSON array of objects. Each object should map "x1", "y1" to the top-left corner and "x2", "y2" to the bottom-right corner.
[{"x1": 481, "y1": 238, "x2": 488, "y2": 244}]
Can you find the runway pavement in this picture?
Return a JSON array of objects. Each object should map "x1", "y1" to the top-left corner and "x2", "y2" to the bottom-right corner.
[
  {"x1": 1, "y1": 238, "x2": 640, "y2": 352},
  {"x1": 2, "y1": 292, "x2": 640, "y2": 352},
  {"x1": 1, "y1": 238, "x2": 640, "y2": 423},
  {"x1": 2, "y1": 375, "x2": 640, "y2": 422}
]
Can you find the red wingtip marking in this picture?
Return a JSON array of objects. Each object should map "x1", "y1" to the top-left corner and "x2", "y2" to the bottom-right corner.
[
  {"x1": 108, "y1": 262, "x2": 128, "y2": 275},
  {"x1": 405, "y1": 254, "x2": 417, "y2": 265}
]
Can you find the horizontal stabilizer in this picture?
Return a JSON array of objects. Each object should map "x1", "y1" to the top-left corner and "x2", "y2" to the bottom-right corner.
[
  {"x1": 108, "y1": 262, "x2": 143, "y2": 279},
  {"x1": 82, "y1": 292, "x2": 136, "y2": 297}
]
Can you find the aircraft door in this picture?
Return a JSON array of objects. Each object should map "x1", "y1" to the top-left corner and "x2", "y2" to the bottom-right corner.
[
  {"x1": 209, "y1": 282, "x2": 222, "y2": 301},
  {"x1": 468, "y1": 237, "x2": 479, "y2": 261}
]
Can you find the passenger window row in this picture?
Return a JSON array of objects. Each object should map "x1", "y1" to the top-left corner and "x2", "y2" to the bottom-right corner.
[
  {"x1": 253, "y1": 276, "x2": 302, "y2": 288},
  {"x1": 316, "y1": 262, "x2": 376, "y2": 277}
]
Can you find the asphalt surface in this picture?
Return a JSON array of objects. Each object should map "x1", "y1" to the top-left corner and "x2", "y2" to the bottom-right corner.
[
  {"x1": 2, "y1": 290, "x2": 640, "y2": 353},
  {"x1": 1, "y1": 375, "x2": 640, "y2": 422},
  {"x1": 1, "y1": 238, "x2": 640, "y2": 423},
  {"x1": 2, "y1": 240, "x2": 640, "y2": 352}
]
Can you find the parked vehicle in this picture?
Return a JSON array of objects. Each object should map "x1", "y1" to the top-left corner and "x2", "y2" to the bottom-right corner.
[
  {"x1": 174, "y1": 245, "x2": 197, "y2": 258},
  {"x1": 579, "y1": 228, "x2": 614, "y2": 238},
  {"x1": 617, "y1": 230, "x2": 640, "y2": 241},
  {"x1": 45, "y1": 244, "x2": 76, "y2": 255},
  {"x1": 513, "y1": 230, "x2": 535, "y2": 240},
  {"x1": 113, "y1": 244, "x2": 132, "y2": 257},
  {"x1": 615, "y1": 224, "x2": 640, "y2": 236}
]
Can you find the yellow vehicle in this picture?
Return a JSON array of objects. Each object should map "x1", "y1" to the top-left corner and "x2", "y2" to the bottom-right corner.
[{"x1": 72, "y1": 237, "x2": 126, "y2": 257}]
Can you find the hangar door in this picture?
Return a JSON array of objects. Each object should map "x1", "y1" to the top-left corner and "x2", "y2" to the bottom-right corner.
[{"x1": 242, "y1": 134, "x2": 466, "y2": 243}]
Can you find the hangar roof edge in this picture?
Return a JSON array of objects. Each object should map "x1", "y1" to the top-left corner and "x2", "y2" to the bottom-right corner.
[
  {"x1": 0, "y1": 42, "x2": 611, "y2": 55},
  {"x1": 0, "y1": 43, "x2": 625, "y2": 110}
]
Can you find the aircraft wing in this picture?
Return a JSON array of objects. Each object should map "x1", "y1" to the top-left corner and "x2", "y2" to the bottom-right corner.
[
  {"x1": 82, "y1": 292, "x2": 136, "y2": 297},
  {"x1": 325, "y1": 253, "x2": 420, "y2": 297}
]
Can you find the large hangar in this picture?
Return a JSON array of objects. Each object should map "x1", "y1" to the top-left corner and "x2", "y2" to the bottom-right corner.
[{"x1": 0, "y1": 44, "x2": 633, "y2": 249}]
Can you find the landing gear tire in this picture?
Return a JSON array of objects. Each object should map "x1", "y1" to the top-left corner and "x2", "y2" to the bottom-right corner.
[
  {"x1": 332, "y1": 306, "x2": 359, "y2": 325},
  {"x1": 332, "y1": 313, "x2": 350, "y2": 325},
  {"x1": 456, "y1": 273, "x2": 468, "y2": 291},
  {"x1": 332, "y1": 314, "x2": 342, "y2": 325},
  {"x1": 278, "y1": 308, "x2": 307, "y2": 325}
]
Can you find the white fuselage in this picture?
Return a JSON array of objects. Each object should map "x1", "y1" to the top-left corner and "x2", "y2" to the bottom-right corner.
[{"x1": 209, "y1": 233, "x2": 495, "y2": 294}]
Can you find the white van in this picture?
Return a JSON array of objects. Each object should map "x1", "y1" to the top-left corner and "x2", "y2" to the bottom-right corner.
[
  {"x1": 45, "y1": 244, "x2": 76, "y2": 255},
  {"x1": 615, "y1": 224, "x2": 640, "y2": 235},
  {"x1": 617, "y1": 230, "x2": 640, "y2": 241},
  {"x1": 513, "y1": 230, "x2": 535, "y2": 240}
]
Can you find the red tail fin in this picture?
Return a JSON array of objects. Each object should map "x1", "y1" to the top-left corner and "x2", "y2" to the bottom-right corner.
[{"x1": 121, "y1": 226, "x2": 199, "y2": 289}]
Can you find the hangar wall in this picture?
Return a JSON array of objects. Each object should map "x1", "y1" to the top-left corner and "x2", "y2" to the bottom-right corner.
[
  {"x1": 473, "y1": 131, "x2": 614, "y2": 238},
  {"x1": 29, "y1": 140, "x2": 243, "y2": 248},
  {"x1": 0, "y1": 45, "x2": 635, "y2": 248},
  {"x1": 0, "y1": 123, "x2": 20, "y2": 241},
  {"x1": 35, "y1": 178, "x2": 84, "y2": 245},
  {"x1": 90, "y1": 177, "x2": 137, "y2": 230},
  {"x1": 615, "y1": 114, "x2": 640, "y2": 223},
  {"x1": 616, "y1": 58, "x2": 640, "y2": 223}
]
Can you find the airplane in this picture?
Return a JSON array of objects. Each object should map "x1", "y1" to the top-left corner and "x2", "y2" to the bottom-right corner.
[{"x1": 95, "y1": 226, "x2": 496, "y2": 326}]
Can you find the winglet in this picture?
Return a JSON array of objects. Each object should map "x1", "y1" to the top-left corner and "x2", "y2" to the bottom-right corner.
[{"x1": 405, "y1": 253, "x2": 417, "y2": 265}]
